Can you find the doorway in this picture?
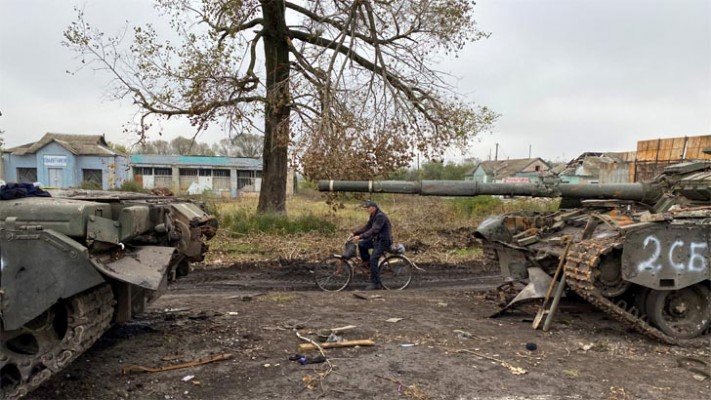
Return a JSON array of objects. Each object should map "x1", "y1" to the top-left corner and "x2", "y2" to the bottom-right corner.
[{"x1": 48, "y1": 168, "x2": 63, "y2": 187}]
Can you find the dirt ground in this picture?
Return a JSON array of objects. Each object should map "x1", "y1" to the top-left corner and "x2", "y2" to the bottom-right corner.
[{"x1": 30, "y1": 262, "x2": 710, "y2": 400}]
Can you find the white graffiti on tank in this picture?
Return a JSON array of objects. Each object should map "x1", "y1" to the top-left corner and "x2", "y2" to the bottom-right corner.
[{"x1": 637, "y1": 235, "x2": 709, "y2": 272}]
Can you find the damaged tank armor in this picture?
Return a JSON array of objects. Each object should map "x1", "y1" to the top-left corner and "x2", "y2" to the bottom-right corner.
[
  {"x1": 318, "y1": 159, "x2": 710, "y2": 345},
  {"x1": 0, "y1": 189, "x2": 217, "y2": 399}
]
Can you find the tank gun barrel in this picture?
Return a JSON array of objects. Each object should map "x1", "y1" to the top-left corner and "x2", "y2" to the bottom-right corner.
[{"x1": 317, "y1": 180, "x2": 662, "y2": 202}]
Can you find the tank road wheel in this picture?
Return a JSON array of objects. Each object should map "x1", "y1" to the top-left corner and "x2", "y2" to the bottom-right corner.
[
  {"x1": 1, "y1": 305, "x2": 69, "y2": 398},
  {"x1": 646, "y1": 284, "x2": 711, "y2": 339},
  {"x1": 0, "y1": 285, "x2": 114, "y2": 400},
  {"x1": 593, "y1": 251, "x2": 631, "y2": 298}
]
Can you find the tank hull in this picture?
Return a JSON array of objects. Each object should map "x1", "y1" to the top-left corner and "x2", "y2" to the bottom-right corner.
[{"x1": 0, "y1": 190, "x2": 218, "y2": 399}]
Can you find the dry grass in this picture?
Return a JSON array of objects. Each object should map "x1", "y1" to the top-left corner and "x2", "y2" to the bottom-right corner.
[{"x1": 204, "y1": 190, "x2": 558, "y2": 266}]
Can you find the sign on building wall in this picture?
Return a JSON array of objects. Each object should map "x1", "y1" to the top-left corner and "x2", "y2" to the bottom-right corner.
[
  {"x1": 43, "y1": 155, "x2": 68, "y2": 167},
  {"x1": 503, "y1": 176, "x2": 530, "y2": 183}
]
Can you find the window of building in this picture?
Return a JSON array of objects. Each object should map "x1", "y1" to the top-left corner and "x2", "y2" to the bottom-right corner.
[
  {"x1": 82, "y1": 169, "x2": 103, "y2": 186},
  {"x1": 179, "y1": 168, "x2": 198, "y2": 176},
  {"x1": 534, "y1": 165, "x2": 541, "y2": 172},
  {"x1": 199, "y1": 168, "x2": 212, "y2": 176},
  {"x1": 154, "y1": 168, "x2": 172, "y2": 176},
  {"x1": 237, "y1": 170, "x2": 257, "y2": 190},
  {"x1": 17, "y1": 168, "x2": 38, "y2": 183},
  {"x1": 179, "y1": 168, "x2": 198, "y2": 191},
  {"x1": 213, "y1": 169, "x2": 231, "y2": 190},
  {"x1": 133, "y1": 167, "x2": 153, "y2": 175}
]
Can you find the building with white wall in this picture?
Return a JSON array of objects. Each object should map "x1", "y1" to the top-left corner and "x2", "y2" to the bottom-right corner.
[{"x1": 130, "y1": 154, "x2": 281, "y2": 198}]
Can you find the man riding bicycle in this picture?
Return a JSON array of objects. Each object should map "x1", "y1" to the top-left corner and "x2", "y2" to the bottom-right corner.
[{"x1": 352, "y1": 200, "x2": 392, "y2": 290}]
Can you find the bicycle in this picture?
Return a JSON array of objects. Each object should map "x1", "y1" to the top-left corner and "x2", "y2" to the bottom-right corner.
[{"x1": 313, "y1": 238, "x2": 417, "y2": 292}]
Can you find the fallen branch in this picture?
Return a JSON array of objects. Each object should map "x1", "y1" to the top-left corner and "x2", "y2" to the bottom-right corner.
[
  {"x1": 295, "y1": 330, "x2": 333, "y2": 391},
  {"x1": 298, "y1": 339, "x2": 375, "y2": 352},
  {"x1": 330, "y1": 325, "x2": 357, "y2": 333},
  {"x1": 121, "y1": 353, "x2": 233, "y2": 374},
  {"x1": 455, "y1": 349, "x2": 527, "y2": 375}
]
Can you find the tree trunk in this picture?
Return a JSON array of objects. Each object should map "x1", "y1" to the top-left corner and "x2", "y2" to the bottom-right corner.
[{"x1": 258, "y1": 0, "x2": 291, "y2": 214}]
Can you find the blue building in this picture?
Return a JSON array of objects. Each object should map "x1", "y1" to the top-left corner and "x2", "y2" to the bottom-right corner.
[{"x1": 2, "y1": 133, "x2": 130, "y2": 189}]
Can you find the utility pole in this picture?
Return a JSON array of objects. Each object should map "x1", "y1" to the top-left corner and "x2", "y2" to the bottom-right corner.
[
  {"x1": 495, "y1": 143, "x2": 499, "y2": 161},
  {"x1": 529, "y1": 144, "x2": 532, "y2": 159}
]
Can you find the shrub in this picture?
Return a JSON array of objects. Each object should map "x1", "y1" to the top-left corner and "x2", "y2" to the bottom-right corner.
[
  {"x1": 80, "y1": 180, "x2": 102, "y2": 190},
  {"x1": 447, "y1": 196, "x2": 503, "y2": 218},
  {"x1": 119, "y1": 180, "x2": 145, "y2": 193},
  {"x1": 220, "y1": 209, "x2": 337, "y2": 235}
]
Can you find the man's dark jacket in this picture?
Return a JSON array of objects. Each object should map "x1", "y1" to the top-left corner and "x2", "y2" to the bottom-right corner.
[{"x1": 354, "y1": 209, "x2": 392, "y2": 244}]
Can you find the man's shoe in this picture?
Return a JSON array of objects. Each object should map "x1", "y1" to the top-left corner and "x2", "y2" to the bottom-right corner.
[{"x1": 364, "y1": 283, "x2": 382, "y2": 291}]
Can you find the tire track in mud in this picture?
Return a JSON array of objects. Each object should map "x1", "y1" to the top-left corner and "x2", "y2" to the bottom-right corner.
[{"x1": 175, "y1": 261, "x2": 502, "y2": 292}]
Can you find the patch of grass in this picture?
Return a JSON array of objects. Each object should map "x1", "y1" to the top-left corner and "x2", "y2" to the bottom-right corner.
[
  {"x1": 262, "y1": 293, "x2": 298, "y2": 303},
  {"x1": 118, "y1": 180, "x2": 145, "y2": 193},
  {"x1": 451, "y1": 247, "x2": 483, "y2": 257},
  {"x1": 447, "y1": 196, "x2": 504, "y2": 218},
  {"x1": 220, "y1": 208, "x2": 337, "y2": 235}
]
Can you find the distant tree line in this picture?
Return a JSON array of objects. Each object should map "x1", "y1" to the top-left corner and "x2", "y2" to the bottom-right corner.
[
  {"x1": 388, "y1": 161, "x2": 477, "y2": 181},
  {"x1": 109, "y1": 134, "x2": 263, "y2": 157}
]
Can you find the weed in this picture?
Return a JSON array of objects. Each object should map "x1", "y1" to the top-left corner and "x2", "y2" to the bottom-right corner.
[
  {"x1": 220, "y1": 208, "x2": 337, "y2": 235},
  {"x1": 447, "y1": 196, "x2": 503, "y2": 218},
  {"x1": 118, "y1": 180, "x2": 145, "y2": 193}
]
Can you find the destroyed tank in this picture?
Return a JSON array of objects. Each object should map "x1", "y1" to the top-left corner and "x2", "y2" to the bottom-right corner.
[
  {"x1": 318, "y1": 160, "x2": 710, "y2": 345},
  {"x1": 0, "y1": 188, "x2": 218, "y2": 399}
]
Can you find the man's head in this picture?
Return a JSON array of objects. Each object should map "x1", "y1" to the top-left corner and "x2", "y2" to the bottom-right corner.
[{"x1": 362, "y1": 200, "x2": 378, "y2": 215}]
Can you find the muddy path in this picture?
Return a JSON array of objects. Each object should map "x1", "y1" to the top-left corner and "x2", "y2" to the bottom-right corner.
[
  {"x1": 178, "y1": 260, "x2": 502, "y2": 292},
  {"x1": 29, "y1": 264, "x2": 710, "y2": 400}
]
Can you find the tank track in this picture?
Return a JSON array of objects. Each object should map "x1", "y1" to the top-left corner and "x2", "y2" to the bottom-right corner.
[
  {"x1": 1, "y1": 284, "x2": 115, "y2": 399},
  {"x1": 482, "y1": 243, "x2": 500, "y2": 273},
  {"x1": 564, "y1": 238, "x2": 709, "y2": 347}
]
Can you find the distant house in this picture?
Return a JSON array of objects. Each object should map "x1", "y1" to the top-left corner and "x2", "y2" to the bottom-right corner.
[
  {"x1": 465, "y1": 158, "x2": 550, "y2": 183},
  {"x1": 558, "y1": 152, "x2": 635, "y2": 184},
  {"x1": 1, "y1": 133, "x2": 129, "y2": 189}
]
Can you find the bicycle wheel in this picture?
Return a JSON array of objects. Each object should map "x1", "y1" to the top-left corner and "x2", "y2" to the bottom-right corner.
[
  {"x1": 313, "y1": 256, "x2": 352, "y2": 292},
  {"x1": 379, "y1": 255, "x2": 414, "y2": 290}
]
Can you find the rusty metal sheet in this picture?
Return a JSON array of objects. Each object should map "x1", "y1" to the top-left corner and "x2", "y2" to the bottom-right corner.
[{"x1": 95, "y1": 246, "x2": 176, "y2": 290}]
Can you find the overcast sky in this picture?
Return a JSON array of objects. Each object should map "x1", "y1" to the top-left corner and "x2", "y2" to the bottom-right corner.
[{"x1": 0, "y1": 0, "x2": 709, "y2": 163}]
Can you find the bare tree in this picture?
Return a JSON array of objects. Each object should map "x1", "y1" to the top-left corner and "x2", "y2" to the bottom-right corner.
[
  {"x1": 64, "y1": 0, "x2": 496, "y2": 213},
  {"x1": 214, "y1": 134, "x2": 264, "y2": 157},
  {"x1": 134, "y1": 136, "x2": 216, "y2": 155}
]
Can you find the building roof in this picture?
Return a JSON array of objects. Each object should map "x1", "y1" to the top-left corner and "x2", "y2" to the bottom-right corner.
[
  {"x1": 559, "y1": 152, "x2": 634, "y2": 177},
  {"x1": 130, "y1": 154, "x2": 262, "y2": 170},
  {"x1": 4, "y1": 133, "x2": 119, "y2": 156},
  {"x1": 470, "y1": 158, "x2": 549, "y2": 178}
]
